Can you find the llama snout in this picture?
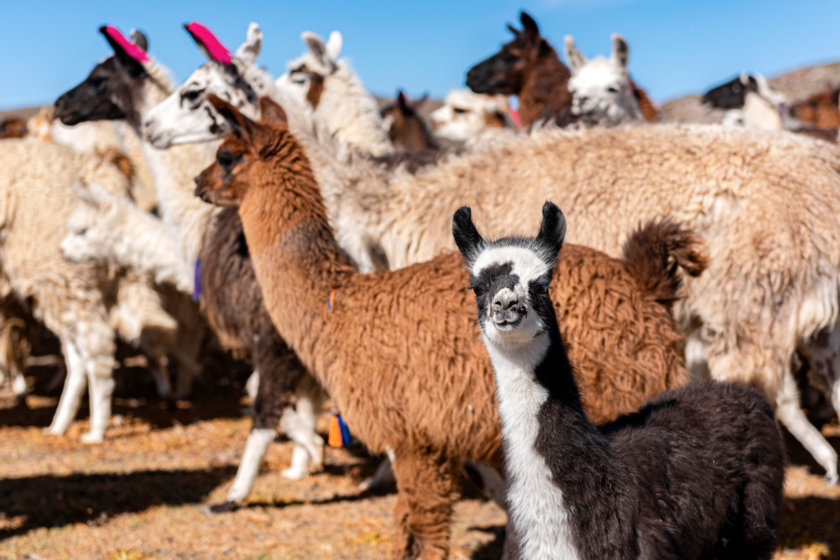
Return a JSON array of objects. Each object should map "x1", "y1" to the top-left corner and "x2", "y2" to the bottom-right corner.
[{"x1": 490, "y1": 289, "x2": 525, "y2": 328}]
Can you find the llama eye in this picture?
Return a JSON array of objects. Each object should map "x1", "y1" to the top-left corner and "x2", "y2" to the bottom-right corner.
[
  {"x1": 453, "y1": 107, "x2": 468, "y2": 114},
  {"x1": 217, "y1": 151, "x2": 236, "y2": 168},
  {"x1": 607, "y1": 86, "x2": 619, "y2": 93},
  {"x1": 183, "y1": 89, "x2": 202, "y2": 101},
  {"x1": 469, "y1": 285, "x2": 485, "y2": 297}
]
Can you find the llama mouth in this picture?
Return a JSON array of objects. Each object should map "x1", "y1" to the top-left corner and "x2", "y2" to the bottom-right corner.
[{"x1": 492, "y1": 312, "x2": 524, "y2": 330}]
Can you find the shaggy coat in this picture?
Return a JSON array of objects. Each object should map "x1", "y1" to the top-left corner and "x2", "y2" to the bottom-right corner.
[
  {"x1": 194, "y1": 99, "x2": 701, "y2": 558},
  {"x1": 199, "y1": 207, "x2": 309, "y2": 431},
  {"x1": 0, "y1": 138, "x2": 182, "y2": 441},
  {"x1": 299, "y1": 122, "x2": 840, "y2": 481},
  {"x1": 457, "y1": 204, "x2": 783, "y2": 559}
]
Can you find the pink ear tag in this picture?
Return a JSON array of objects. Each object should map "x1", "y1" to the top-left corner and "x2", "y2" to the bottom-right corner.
[
  {"x1": 101, "y1": 25, "x2": 149, "y2": 63},
  {"x1": 185, "y1": 21, "x2": 232, "y2": 65}
]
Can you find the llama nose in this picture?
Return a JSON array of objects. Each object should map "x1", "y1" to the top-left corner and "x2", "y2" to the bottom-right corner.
[{"x1": 491, "y1": 290, "x2": 524, "y2": 326}]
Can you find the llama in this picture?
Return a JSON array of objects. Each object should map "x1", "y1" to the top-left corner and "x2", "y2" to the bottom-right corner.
[
  {"x1": 466, "y1": 11, "x2": 573, "y2": 127},
  {"x1": 141, "y1": 39, "x2": 840, "y2": 483},
  {"x1": 429, "y1": 89, "x2": 516, "y2": 144},
  {"x1": 702, "y1": 73, "x2": 788, "y2": 130},
  {"x1": 57, "y1": 22, "x2": 328, "y2": 503},
  {"x1": 379, "y1": 91, "x2": 440, "y2": 151},
  {"x1": 0, "y1": 137, "x2": 175, "y2": 442},
  {"x1": 275, "y1": 30, "x2": 392, "y2": 156},
  {"x1": 788, "y1": 86, "x2": 840, "y2": 129},
  {"x1": 455, "y1": 202, "x2": 784, "y2": 559},
  {"x1": 194, "y1": 94, "x2": 706, "y2": 557},
  {"x1": 563, "y1": 34, "x2": 646, "y2": 126},
  {"x1": 135, "y1": 23, "x2": 703, "y2": 507},
  {"x1": 0, "y1": 117, "x2": 27, "y2": 139}
]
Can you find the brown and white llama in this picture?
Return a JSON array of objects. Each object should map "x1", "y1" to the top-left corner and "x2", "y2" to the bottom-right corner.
[
  {"x1": 194, "y1": 94, "x2": 703, "y2": 558},
  {"x1": 429, "y1": 89, "x2": 516, "y2": 144},
  {"x1": 455, "y1": 202, "x2": 783, "y2": 560}
]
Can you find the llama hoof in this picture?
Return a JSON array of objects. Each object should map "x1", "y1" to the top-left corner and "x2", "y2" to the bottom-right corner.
[
  {"x1": 81, "y1": 432, "x2": 104, "y2": 444},
  {"x1": 203, "y1": 501, "x2": 240, "y2": 514},
  {"x1": 42, "y1": 426, "x2": 64, "y2": 436},
  {"x1": 280, "y1": 466, "x2": 309, "y2": 480},
  {"x1": 826, "y1": 471, "x2": 838, "y2": 487}
]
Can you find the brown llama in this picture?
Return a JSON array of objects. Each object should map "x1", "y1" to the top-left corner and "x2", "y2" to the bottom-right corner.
[
  {"x1": 194, "y1": 94, "x2": 703, "y2": 559},
  {"x1": 379, "y1": 91, "x2": 439, "y2": 151},
  {"x1": 0, "y1": 117, "x2": 27, "y2": 139},
  {"x1": 789, "y1": 86, "x2": 840, "y2": 129}
]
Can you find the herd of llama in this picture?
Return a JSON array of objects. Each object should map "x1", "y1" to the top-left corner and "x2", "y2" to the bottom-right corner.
[{"x1": 2, "y1": 9, "x2": 840, "y2": 559}]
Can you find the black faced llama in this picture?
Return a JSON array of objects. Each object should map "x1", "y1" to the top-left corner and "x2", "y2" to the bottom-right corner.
[{"x1": 453, "y1": 202, "x2": 785, "y2": 560}]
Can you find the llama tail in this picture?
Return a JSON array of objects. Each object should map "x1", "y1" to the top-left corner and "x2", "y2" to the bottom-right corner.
[{"x1": 620, "y1": 219, "x2": 708, "y2": 312}]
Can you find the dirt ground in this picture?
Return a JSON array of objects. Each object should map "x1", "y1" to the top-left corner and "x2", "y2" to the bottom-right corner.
[{"x1": 1, "y1": 369, "x2": 839, "y2": 560}]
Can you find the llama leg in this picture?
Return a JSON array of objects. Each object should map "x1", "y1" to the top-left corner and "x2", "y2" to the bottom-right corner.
[
  {"x1": 776, "y1": 370, "x2": 838, "y2": 484},
  {"x1": 83, "y1": 360, "x2": 116, "y2": 443},
  {"x1": 44, "y1": 337, "x2": 86, "y2": 436},
  {"x1": 390, "y1": 450, "x2": 459, "y2": 560},
  {"x1": 289, "y1": 374, "x2": 325, "y2": 473},
  {"x1": 800, "y1": 328, "x2": 840, "y2": 419},
  {"x1": 359, "y1": 447, "x2": 396, "y2": 492},
  {"x1": 251, "y1": 337, "x2": 319, "y2": 479},
  {"x1": 81, "y1": 331, "x2": 117, "y2": 444},
  {"x1": 210, "y1": 427, "x2": 277, "y2": 512}
]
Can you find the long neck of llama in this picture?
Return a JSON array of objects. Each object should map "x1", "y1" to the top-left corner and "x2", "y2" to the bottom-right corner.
[
  {"x1": 236, "y1": 138, "x2": 354, "y2": 386},
  {"x1": 486, "y1": 307, "x2": 617, "y2": 559},
  {"x1": 131, "y1": 76, "x2": 219, "y2": 276}
]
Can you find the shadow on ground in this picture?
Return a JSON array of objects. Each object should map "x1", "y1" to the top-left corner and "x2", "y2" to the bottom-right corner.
[
  {"x1": 780, "y1": 495, "x2": 840, "y2": 560},
  {"x1": 0, "y1": 466, "x2": 236, "y2": 540}
]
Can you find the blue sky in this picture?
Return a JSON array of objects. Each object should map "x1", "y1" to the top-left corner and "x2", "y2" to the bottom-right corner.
[{"x1": 2, "y1": 0, "x2": 839, "y2": 111}]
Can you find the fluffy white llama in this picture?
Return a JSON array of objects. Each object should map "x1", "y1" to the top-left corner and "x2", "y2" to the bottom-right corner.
[
  {"x1": 429, "y1": 89, "x2": 516, "y2": 144},
  {"x1": 563, "y1": 34, "x2": 644, "y2": 126}
]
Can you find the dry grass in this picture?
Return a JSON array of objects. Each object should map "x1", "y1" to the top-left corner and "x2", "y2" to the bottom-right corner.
[{"x1": 0, "y1": 374, "x2": 838, "y2": 559}]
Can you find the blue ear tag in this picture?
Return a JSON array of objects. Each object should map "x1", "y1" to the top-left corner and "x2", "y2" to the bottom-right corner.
[{"x1": 192, "y1": 259, "x2": 202, "y2": 301}]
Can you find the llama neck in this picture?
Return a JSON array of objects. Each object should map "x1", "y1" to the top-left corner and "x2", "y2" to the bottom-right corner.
[
  {"x1": 236, "y1": 155, "x2": 354, "y2": 383},
  {"x1": 487, "y1": 324, "x2": 616, "y2": 559},
  {"x1": 139, "y1": 139, "x2": 219, "y2": 270},
  {"x1": 316, "y1": 63, "x2": 393, "y2": 157},
  {"x1": 518, "y1": 48, "x2": 572, "y2": 126},
  {"x1": 291, "y1": 126, "x2": 393, "y2": 272}
]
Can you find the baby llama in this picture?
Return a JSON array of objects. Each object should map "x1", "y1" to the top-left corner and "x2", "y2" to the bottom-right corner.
[{"x1": 454, "y1": 202, "x2": 785, "y2": 560}]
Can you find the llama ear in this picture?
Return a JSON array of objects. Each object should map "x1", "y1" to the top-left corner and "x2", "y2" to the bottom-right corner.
[
  {"x1": 397, "y1": 90, "x2": 409, "y2": 113},
  {"x1": 452, "y1": 206, "x2": 485, "y2": 264},
  {"x1": 325, "y1": 31, "x2": 343, "y2": 63},
  {"x1": 506, "y1": 23, "x2": 520, "y2": 38},
  {"x1": 302, "y1": 31, "x2": 329, "y2": 67},
  {"x1": 564, "y1": 35, "x2": 586, "y2": 72},
  {"x1": 414, "y1": 93, "x2": 429, "y2": 110},
  {"x1": 610, "y1": 34, "x2": 629, "y2": 69},
  {"x1": 130, "y1": 29, "x2": 148, "y2": 52},
  {"x1": 258, "y1": 96, "x2": 288, "y2": 124},
  {"x1": 537, "y1": 202, "x2": 566, "y2": 257},
  {"x1": 208, "y1": 93, "x2": 257, "y2": 143},
  {"x1": 99, "y1": 25, "x2": 148, "y2": 76},
  {"x1": 520, "y1": 12, "x2": 539, "y2": 42},
  {"x1": 235, "y1": 22, "x2": 262, "y2": 66},
  {"x1": 184, "y1": 22, "x2": 233, "y2": 65}
]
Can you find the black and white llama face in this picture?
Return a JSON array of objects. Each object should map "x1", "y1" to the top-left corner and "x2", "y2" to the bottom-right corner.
[
  {"x1": 702, "y1": 73, "x2": 758, "y2": 109},
  {"x1": 453, "y1": 202, "x2": 566, "y2": 348},
  {"x1": 144, "y1": 22, "x2": 267, "y2": 148},
  {"x1": 54, "y1": 26, "x2": 150, "y2": 126}
]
